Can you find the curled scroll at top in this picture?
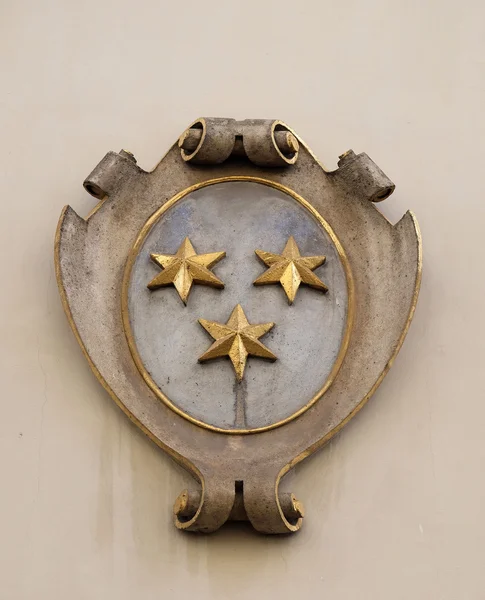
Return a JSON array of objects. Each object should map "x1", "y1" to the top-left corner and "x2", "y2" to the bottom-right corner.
[
  {"x1": 178, "y1": 117, "x2": 299, "y2": 167},
  {"x1": 333, "y1": 149, "x2": 396, "y2": 203}
]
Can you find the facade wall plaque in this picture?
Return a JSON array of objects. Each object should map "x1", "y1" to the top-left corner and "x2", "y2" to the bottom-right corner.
[{"x1": 55, "y1": 118, "x2": 421, "y2": 534}]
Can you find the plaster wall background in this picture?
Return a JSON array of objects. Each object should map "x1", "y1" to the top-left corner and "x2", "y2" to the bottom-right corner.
[{"x1": 1, "y1": 1, "x2": 484, "y2": 598}]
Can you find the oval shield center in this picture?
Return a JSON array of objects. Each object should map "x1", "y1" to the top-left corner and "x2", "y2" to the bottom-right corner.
[{"x1": 124, "y1": 180, "x2": 351, "y2": 433}]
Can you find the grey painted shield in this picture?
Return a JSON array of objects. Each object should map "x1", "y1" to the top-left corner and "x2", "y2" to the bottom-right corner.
[{"x1": 125, "y1": 181, "x2": 350, "y2": 431}]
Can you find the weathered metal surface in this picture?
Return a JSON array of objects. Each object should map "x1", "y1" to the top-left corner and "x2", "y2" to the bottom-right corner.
[
  {"x1": 178, "y1": 118, "x2": 299, "y2": 166},
  {"x1": 55, "y1": 117, "x2": 421, "y2": 534}
]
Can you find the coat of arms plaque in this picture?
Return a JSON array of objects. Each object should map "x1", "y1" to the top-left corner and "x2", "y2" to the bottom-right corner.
[{"x1": 55, "y1": 118, "x2": 421, "y2": 533}]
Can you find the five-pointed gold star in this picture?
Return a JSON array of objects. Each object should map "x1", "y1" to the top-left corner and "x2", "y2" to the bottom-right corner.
[
  {"x1": 198, "y1": 304, "x2": 277, "y2": 381},
  {"x1": 147, "y1": 237, "x2": 226, "y2": 304},
  {"x1": 253, "y1": 236, "x2": 328, "y2": 304}
]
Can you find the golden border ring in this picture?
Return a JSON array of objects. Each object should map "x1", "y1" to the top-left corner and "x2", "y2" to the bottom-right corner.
[{"x1": 121, "y1": 176, "x2": 355, "y2": 435}]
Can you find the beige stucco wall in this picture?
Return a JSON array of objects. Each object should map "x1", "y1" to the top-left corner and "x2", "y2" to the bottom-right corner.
[{"x1": 1, "y1": 1, "x2": 484, "y2": 598}]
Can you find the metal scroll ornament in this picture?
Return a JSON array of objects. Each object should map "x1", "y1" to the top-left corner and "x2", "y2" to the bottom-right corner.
[{"x1": 55, "y1": 118, "x2": 421, "y2": 534}]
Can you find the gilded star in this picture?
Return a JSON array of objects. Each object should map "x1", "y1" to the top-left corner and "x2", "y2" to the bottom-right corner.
[
  {"x1": 198, "y1": 304, "x2": 277, "y2": 382},
  {"x1": 253, "y1": 236, "x2": 328, "y2": 304},
  {"x1": 147, "y1": 237, "x2": 226, "y2": 304}
]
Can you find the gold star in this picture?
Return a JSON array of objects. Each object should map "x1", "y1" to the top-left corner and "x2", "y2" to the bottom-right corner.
[
  {"x1": 198, "y1": 305, "x2": 277, "y2": 382},
  {"x1": 253, "y1": 236, "x2": 328, "y2": 304},
  {"x1": 147, "y1": 237, "x2": 226, "y2": 304}
]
